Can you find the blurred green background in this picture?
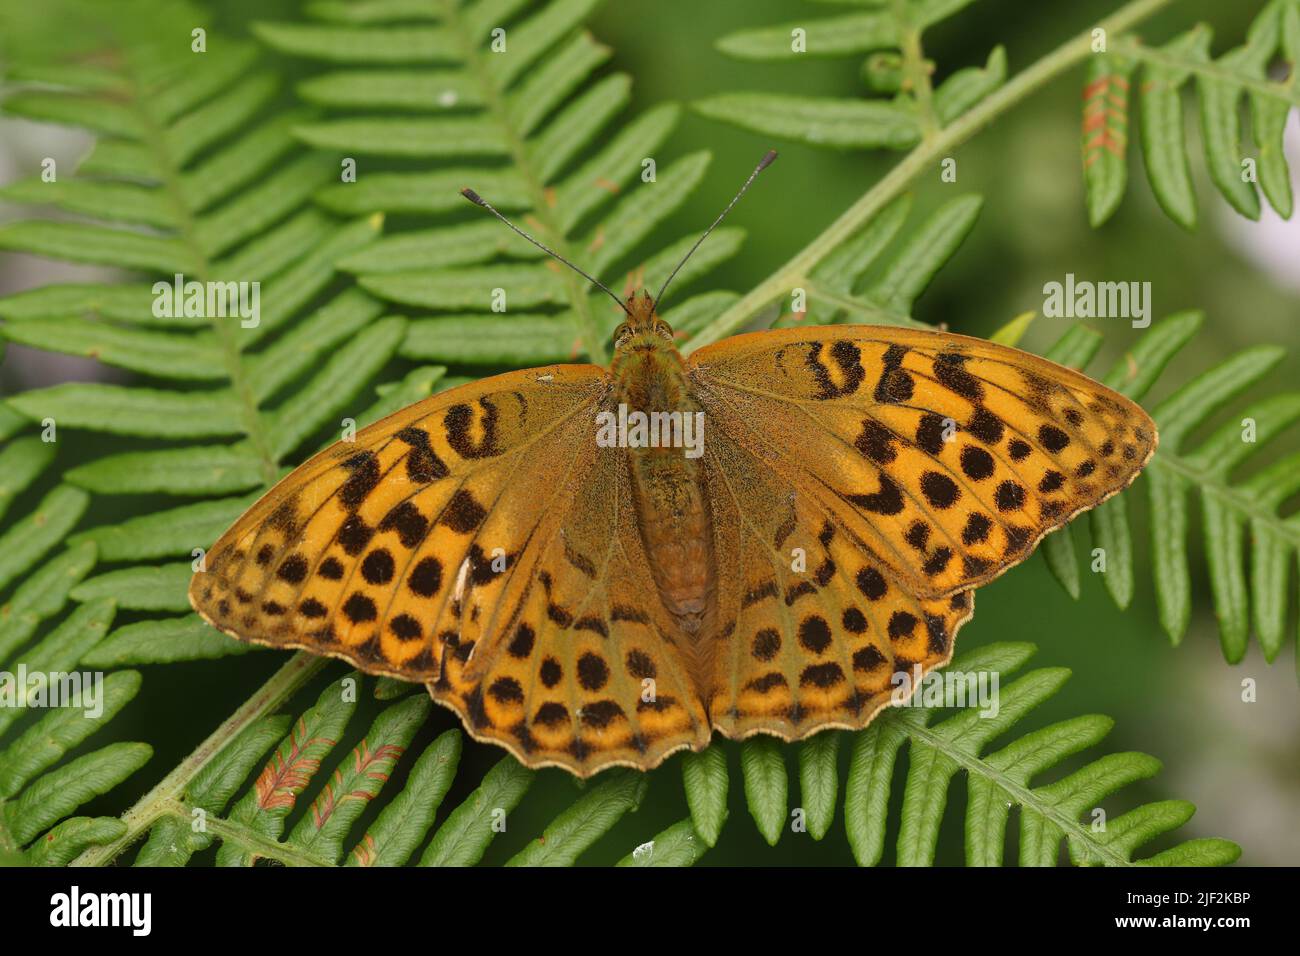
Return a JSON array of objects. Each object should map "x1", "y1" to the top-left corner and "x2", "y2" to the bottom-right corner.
[{"x1": 1, "y1": 0, "x2": 1297, "y2": 865}]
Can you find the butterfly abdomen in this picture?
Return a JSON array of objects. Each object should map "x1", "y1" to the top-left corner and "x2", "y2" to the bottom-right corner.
[
  {"x1": 631, "y1": 451, "x2": 715, "y2": 635},
  {"x1": 613, "y1": 333, "x2": 717, "y2": 646}
]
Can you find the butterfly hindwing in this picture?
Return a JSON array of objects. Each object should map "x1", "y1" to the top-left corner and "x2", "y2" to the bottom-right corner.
[
  {"x1": 689, "y1": 325, "x2": 1157, "y2": 600},
  {"x1": 703, "y1": 423, "x2": 972, "y2": 741},
  {"x1": 435, "y1": 428, "x2": 710, "y2": 774}
]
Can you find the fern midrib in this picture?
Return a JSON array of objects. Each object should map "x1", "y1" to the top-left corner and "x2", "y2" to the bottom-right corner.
[
  {"x1": 890, "y1": 0, "x2": 939, "y2": 141},
  {"x1": 116, "y1": 58, "x2": 282, "y2": 486},
  {"x1": 1149, "y1": 454, "x2": 1300, "y2": 547},
  {"x1": 72, "y1": 648, "x2": 329, "y2": 866},
  {"x1": 903, "y1": 718, "x2": 1135, "y2": 866},
  {"x1": 1113, "y1": 36, "x2": 1300, "y2": 107},
  {"x1": 155, "y1": 796, "x2": 334, "y2": 866},
  {"x1": 440, "y1": 0, "x2": 607, "y2": 365}
]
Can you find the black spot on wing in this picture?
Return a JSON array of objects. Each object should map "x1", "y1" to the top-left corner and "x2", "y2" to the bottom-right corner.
[
  {"x1": 389, "y1": 614, "x2": 422, "y2": 641},
  {"x1": 798, "y1": 615, "x2": 832, "y2": 654},
  {"x1": 752, "y1": 628, "x2": 781, "y2": 661},
  {"x1": 743, "y1": 580, "x2": 779, "y2": 608},
  {"x1": 856, "y1": 566, "x2": 888, "y2": 600},
  {"x1": 577, "y1": 652, "x2": 609, "y2": 691},
  {"x1": 960, "y1": 445, "x2": 995, "y2": 480},
  {"x1": 378, "y1": 502, "x2": 429, "y2": 548},
  {"x1": 507, "y1": 623, "x2": 535, "y2": 658},
  {"x1": 339, "y1": 452, "x2": 381, "y2": 510},
  {"x1": 276, "y1": 554, "x2": 308, "y2": 584},
  {"x1": 338, "y1": 515, "x2": 374, "y2": 556},
  {"x1": 873, "y1": 345, "x2": 913, "y2": 404},
  {"x1": 807, "y1": 340, "x2": 866, "y2": 399},
  {"x1": 1038, "y1": 424, "x2": 1071, "y2": 452},
  {"x1": 967, "y1": 408, "x2": 1005, "y2": 444},
  {"x1": 396, "y1": 426, "x2": 449, "y2": 482},
  {"x1": 855, "y1": 419, "x2": 898, "y2": 464},
  {"x1": 915, "y1": 413, "x2": 948, "y2": 455},
  {"x1": 408, "y1": 556, "x2": 443, "y2": 597},
  {"x1": 933, "y1": 352, "x2": 984, "y2": 401},
  {"x1": 847, "y1": 474, "x2": 905, "y2": 515},
  {"x1": 441, "y1": 489, "x2": 487, "y2": 534},
  {"x1": 444, "y1": 399, "x2": 502, "y2": 459},
  {"x1": 920, "y1": 471, "x2": 960, "y2": 509},
  {"x1": 361, "y1": 549, "x2": 395, "y2": 585}
]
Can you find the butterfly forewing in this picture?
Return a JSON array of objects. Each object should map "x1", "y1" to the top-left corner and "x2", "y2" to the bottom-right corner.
[
  {"x1": 689, "y1": 326, "x2": 1157, "y2": 600},
  {"x1": 190, "y1": 365, "x2": 607, "y2": 676}
]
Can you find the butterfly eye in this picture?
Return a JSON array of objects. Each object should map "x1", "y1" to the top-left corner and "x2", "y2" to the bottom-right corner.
[
  {"x1": 612, "y1": 322, "x2": 631, "y2": 349},
  {"x1": 653, "y1": 320, "x2": 673, "y2": 341}
]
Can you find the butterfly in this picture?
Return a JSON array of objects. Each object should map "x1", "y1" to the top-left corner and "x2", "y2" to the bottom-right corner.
[{"x1": 190, "y1": 152, "x2": 1157, "y2": 777}]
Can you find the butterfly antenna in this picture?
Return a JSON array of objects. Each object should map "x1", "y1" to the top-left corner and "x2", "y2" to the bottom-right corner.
[
  {"x1": 652, "y1": 149, "x2": 777, "y2": 313},
  {"x1": 460, "y1": 188, "x2": 631, "y2": 316}
]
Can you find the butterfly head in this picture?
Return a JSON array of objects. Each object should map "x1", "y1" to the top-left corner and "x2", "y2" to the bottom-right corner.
[{"x1": 612, "y1": 290, "x2": 673, "y2": 352}]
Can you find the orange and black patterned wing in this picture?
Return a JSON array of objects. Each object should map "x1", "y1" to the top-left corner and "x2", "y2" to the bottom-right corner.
[
  {"x1": 689, "y1": 325, "x2": 1156, "y2": 601},
  {"x1": 702, "y1": 421, "x2": 973, "y2": 741},
  {"x1": 189, "y1": 366, "x2": 607, "y2": 678},
  {"x1": 189, "y1": 365, "x2": 709, "y2": 775},
  {"x1": 433, "y1": 420, "x2": 711, "y2": 775}
]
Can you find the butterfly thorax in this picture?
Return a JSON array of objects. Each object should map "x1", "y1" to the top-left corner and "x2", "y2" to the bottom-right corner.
[{"x1": 610, "y1": 293, "x2": 717, "y2": 654}]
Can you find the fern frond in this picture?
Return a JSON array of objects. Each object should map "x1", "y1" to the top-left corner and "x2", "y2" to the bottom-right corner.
[
  {"x1": 739, "y1": 734, "x2": 788, "y2": 845},
  {"x1": 257, "y1": 0, "x2": 743, "y2": 366},
  {"x1": 348, "y1": 727, "x2": 461, "y2": 866},
  {"x1": 0, "y1": 0, "x2": 433, "y2": 861},
  {"x1": 616, "y1": 817, "x2": 707, "y2": 866},
  {"x1": 0, "y1": 542, "x2": 96, "y2": 662},
  {"x1": 1027, "y1": 312, "x2": 1300, "y2": 666},
  {"x1": 13, "y1": 640, "x2": 1226, "y2": 867},
  {"x1": 696, "y1": 0, "x2": 1001, "y2": 150},
  {"x1": 1087, "y1": 0, "x2": 1300, "y2": 227},
  {"x1": 677, "y1": 643, "x2": 1238, "y2": 865},
  {"x1": 698, "y1": 0, "x2": 1298, "y2": 229},
  {"x1": 684, "y1": 192, "x2": 981, "y2": 343},
  {"x1": 679, "y1": 746, "x2": 728, "y2": 847}
]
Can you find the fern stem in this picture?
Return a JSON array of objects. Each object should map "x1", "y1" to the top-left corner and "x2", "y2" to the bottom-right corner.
[
  {"x1": 686, "y1": 0, "x2": 1181, "y2": 351},
  {"x1": 903, "y1": 719, "x2": 1136, "y2": 866},
  {"x1": 113, "y1": 54, "x2": 283, "y2": 486},
  {"x1": 152, "y1": 797, "x2": 335, "y2": 867},
  {"x1": 70, "y1": 652, "x2": 328, "y2": 866},
  {"x1": 1114, "y1": 35, "x2": 1300, "y2": 107},
  {"x1": 439, "y1": 0, "x2": 608, "y2": 365},
  {"x1": 891, "y1": 0, "x2": 939, "y2": 142}
]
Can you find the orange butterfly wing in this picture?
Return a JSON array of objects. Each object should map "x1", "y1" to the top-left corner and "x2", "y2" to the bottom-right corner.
[
  {"x1": 688, "y1": 324, "x2": 1154, "y2": 739},
  {"x1": 701, "y1": 419, "x2": 973, "y2": 741},
  {"x1": 189, "y1": 364, "x2": 709, "y2": 775},
  {"x1": 689, "y1": 325, "x2": 1156, "y2": 599}
]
